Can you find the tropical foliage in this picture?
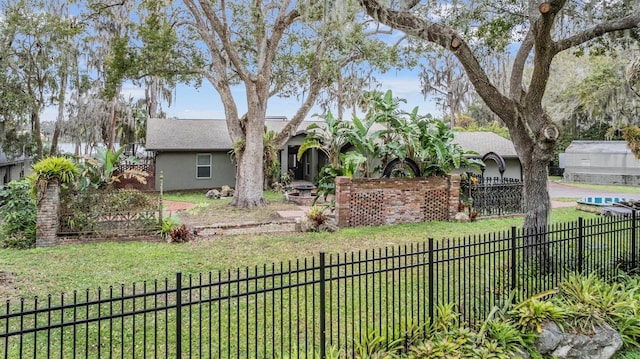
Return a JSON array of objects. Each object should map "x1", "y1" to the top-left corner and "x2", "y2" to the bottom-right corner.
[
  {"x1": 298, "y1": 90, "x2": 482, "y2": 202},
  {"x1": 77, "y1": 147, "x2": 147, "y2": 190},
  {"x1": 0, "y1": 179, "x2": 37, "y2": 249}
]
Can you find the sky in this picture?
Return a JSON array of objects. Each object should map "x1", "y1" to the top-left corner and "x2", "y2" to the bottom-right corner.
[
  {"x1": 39, "y1": 58, "x2": 439, "y2": 125},
  {"x1": 115, "y1": 68, "x2": 439, "y2": 122}
]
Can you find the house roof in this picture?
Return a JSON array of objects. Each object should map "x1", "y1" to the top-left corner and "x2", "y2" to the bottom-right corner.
[
  {"x1": 145, "y1": 118, "x2": 328, "y2": 151},
  {"x1": 564, "y1": 141, "x2": 631, "y2": 154},
  {"x1": 453, "y1": 132, "x2": 518, "y2": 158},
  {"x1": 0, "y1": 151, "x2": 28, "y2": 167},
  {"x1": 146, "y1": 119, "x2": 518, "y2": 158}
]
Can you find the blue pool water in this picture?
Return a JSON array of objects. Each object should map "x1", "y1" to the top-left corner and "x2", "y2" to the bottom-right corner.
[{"x1": 576, "y1": 197, "x2": 628, "y2": 206}]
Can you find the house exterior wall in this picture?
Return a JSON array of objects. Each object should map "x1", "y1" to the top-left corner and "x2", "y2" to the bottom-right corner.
[
  {"x1": 0, "y1": 160, "x2": 31, "y2": 185},
  {"x1": 563, "y1": 141, "x2": 640, "y2": 185},
  {"x1": 482, "y1": 158, "x2": 522, "y2": 180},
  {"x1": 154, "y1": 152, "x2": 236, "y2": 191}
]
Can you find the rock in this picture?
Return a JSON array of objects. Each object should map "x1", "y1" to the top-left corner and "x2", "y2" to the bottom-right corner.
[
  {"x1": 318, "y1": 218, "x2": 338, "y2": 232},
  {"x1": 454, "y1": 212, "x2": 470, "y2": 222},
  {"x1": 535, "y1": 321, "x2": 622, "y2": 359},
  {"x1": 535, "y1": 321, "x2": 563, "y2": 354},
  {"x1": 205, "y1": 189, "x2": 221, "y2": 199},
  {"x1": 221, "y1": 185, "x2": 234, "y2": 197},
  {"x1": 298, "y1": 215, "x2": 317, "y2": 232}
]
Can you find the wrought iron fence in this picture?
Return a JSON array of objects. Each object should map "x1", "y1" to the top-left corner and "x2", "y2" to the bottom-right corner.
[
  {"x1": 461, "y1": 175, "x2": 524, "y2": 217},
  {"x1": 58, "y1": 189, "x2": 161, "y2": 236},
  {"x1": 1, "y1": 214, "x2": 638, "y2": 358}
]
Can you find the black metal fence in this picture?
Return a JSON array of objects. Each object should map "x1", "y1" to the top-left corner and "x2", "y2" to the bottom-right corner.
[
  {"x1": 462, "y1": 175, "x2": 524, "y2": 217},
  {"x1": 1, "y1": 214, "x2": 638, "y2": 358}
]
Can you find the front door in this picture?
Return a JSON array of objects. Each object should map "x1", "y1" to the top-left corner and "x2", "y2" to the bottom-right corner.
[{"x1": 288, "y1": 146, "x2": 304, "y2": 180}]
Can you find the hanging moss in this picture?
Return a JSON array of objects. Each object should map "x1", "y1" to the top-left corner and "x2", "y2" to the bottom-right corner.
[{"x1": 622, "y1": 126, "x2": 640, "y2": 159}]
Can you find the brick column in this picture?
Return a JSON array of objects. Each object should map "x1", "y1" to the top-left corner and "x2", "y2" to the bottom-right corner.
[
  {"x1": 448, "y1": 174, "x2": 461, "y2": 220},
  {"x1": 36, "y1": 179, "x2": 60, "y2": 247},
  {"x1": 334, "y1": 176, "x2": 352, "y2": 228}
]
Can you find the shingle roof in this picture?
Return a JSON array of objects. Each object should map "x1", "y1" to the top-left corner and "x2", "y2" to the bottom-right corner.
[
  {"x1": 453, "y1": 132, "x2": 518, "y2": 158},
  {"x1": 145, "y1": 118, "x2": 330, "y2": 151},
  {"x1": 146, "y1": 119, "x2": 518, "y2": 158}
]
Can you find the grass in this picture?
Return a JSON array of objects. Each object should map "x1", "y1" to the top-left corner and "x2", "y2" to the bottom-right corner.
[
  {"x1": 0, "y1": 206, "x2": 594, "y2": 301},
  {"x1": 0, "y1": 204, "x2": 631, "y2": 358}
]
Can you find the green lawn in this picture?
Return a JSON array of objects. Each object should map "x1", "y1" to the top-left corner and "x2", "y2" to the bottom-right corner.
[
  {"x1": 0, "y1": 207, "x2": 593, "y2": 301},
  {"x1": 3, "y1": 205, "x2": 638, "y2": 358}
]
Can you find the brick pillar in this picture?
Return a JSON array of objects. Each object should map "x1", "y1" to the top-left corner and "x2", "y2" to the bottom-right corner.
[
  {"x1": 334, "y1": 176, "x2": 352, "y2": 228},
  {"x1": 448, "y1": 174, "x2": 461, "y2": 220},
  {"x1": 36, "y1": 180, "x2": 60, "y2": 247}
]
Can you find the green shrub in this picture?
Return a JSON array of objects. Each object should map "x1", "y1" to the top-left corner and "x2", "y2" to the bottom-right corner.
[{"x1": 0, "y1": 179, "x2": 36, "y2": 249}]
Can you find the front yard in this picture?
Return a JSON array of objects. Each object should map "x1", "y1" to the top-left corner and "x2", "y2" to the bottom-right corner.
[{"x1": 1, "y1": 203, "x2": 590, "y2": 301}]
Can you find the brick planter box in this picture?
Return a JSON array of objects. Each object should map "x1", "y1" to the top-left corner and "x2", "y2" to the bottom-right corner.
[{"x1": 335, "y1": 175, "x2": 460, "y2": 228}]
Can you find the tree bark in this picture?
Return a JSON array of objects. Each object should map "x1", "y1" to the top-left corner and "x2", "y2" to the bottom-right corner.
[
  {"x1": 230, "y1": 113, "x2": 266, "y2": 208},
  {"x1": 31, "y1": 111, "x2": 43, "y2": 159},
  {"x1": 50, "y1": 68, "x2": 68, "y2": 156}
]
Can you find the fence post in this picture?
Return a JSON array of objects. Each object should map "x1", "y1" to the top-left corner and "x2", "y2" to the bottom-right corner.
[
  {"x1": 632, "y1": 211, "x2": 637, "y2": 270},
  {"x1": 159, "y1": 172, "x2": 164, "y2": 226},
  {"x1": 511, "y1": 226, "x2": 517, "y2": 293},
  {"x1": 428, "y1": 238, "x2": 434, "y2": 326},
  {"x1": 176, "y1": 272, "x2": 182, "y2": 359},
  {"x1": 577, "y1": 217, "x2": 584, "y2": 274},
  {"x1": 319, "y1": 252, "x2": 327, "y2": 359}
]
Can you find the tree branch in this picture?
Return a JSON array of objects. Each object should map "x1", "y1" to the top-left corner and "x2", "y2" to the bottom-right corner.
[
  {"x1": 509, "y1": 29, "x2": 533, "y2": 100},
  {"x1": 195, "y1": 0, "x2": 251, "y2": 82},
  {"x1": 554, "y1": 14, "x2": 640, "y2": 54},
  {"x1": 264, "y1": 8, "x2": 299, "y2": 75},
  {"x1": 274, "y1": 41, "x2": 328, "y2": 148},
  {"x1": 358, "y1": 0, "x2": 514, "y2": 123}
]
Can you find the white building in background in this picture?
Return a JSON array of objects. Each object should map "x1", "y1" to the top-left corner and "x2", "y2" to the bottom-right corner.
[{"x1": 562, "y1": 141, "x2": 640, "y2": 185}]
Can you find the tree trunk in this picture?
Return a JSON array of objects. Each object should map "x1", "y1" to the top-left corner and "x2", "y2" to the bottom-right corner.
[
  {"x1": 31, "y1": 111, "x2": 43, "y2": 159},
  {"x1": 146, "y1": 76, "x2": 158, "y2": 118},
  {"x1": 230, "y1": 114, "x2": 266, "y2": 209},
  {"x1": 520, "y1": 143, "x2": 553, "y2": 273},
  {"x1": 107, "y1": 98, "x2": 118, "y2": 150},
  {"x1": 50, "y1": 69, "x2": 68, "y2": 156}
]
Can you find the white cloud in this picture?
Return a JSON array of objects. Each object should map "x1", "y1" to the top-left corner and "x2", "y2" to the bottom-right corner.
[{"x1": 120, "y1": 83, "x2": 146, "y2": 99}]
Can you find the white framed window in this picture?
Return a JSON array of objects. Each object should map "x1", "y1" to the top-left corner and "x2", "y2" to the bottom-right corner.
[{"x1": 196, "y1": 154, "x2": 212, "y2": 179}]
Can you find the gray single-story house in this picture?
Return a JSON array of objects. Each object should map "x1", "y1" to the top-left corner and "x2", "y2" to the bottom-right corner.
[
  {"x1": 562, "y1": 140, "x2": 640, "y2": 185},
  {"x1": 145, "y1": 118, "x2": 329, "y2": 191},
  {"x1": 146, "y1": 118, "x2": 522, "y2": 191}
]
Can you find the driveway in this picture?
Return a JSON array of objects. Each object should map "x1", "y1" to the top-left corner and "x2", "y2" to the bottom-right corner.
[{"x1": 548, "y1": 181, "x2": 640, "y2": 199}]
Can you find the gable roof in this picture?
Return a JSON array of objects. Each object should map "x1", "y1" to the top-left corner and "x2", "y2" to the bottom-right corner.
[
  {"x1": 145, "y1": 118, "x2": 329, "y2": 151},
  {"x1": 453, "y1": 132, "x2": 518, "y2": 158},
  {"x1": 146, "y1": 119, "x2": 518, "y2": 158}
]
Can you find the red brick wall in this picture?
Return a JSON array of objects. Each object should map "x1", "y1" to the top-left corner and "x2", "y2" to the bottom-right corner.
[{"x1": 335, "y1": 175, "x2": 460, "y2": 227}]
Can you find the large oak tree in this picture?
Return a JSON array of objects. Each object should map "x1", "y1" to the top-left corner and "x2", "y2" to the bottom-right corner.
[
  {"x1": 153, "y1": 0, "x2": 400, "y2": 208},
  {"x1": 356, "y1": 0, "x2": 640, "y2": 233}
]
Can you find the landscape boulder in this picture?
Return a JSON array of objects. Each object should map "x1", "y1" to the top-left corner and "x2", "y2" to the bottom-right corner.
[
  {"x1": 221, "y1": 185, "x2": 234, "y2": 197},
  {"x1": 534, "y1": 321, "x2": 622, "y2": 359},
  {"x1": 206, "y1": 189, "x2": 221, "y2": 199}
]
